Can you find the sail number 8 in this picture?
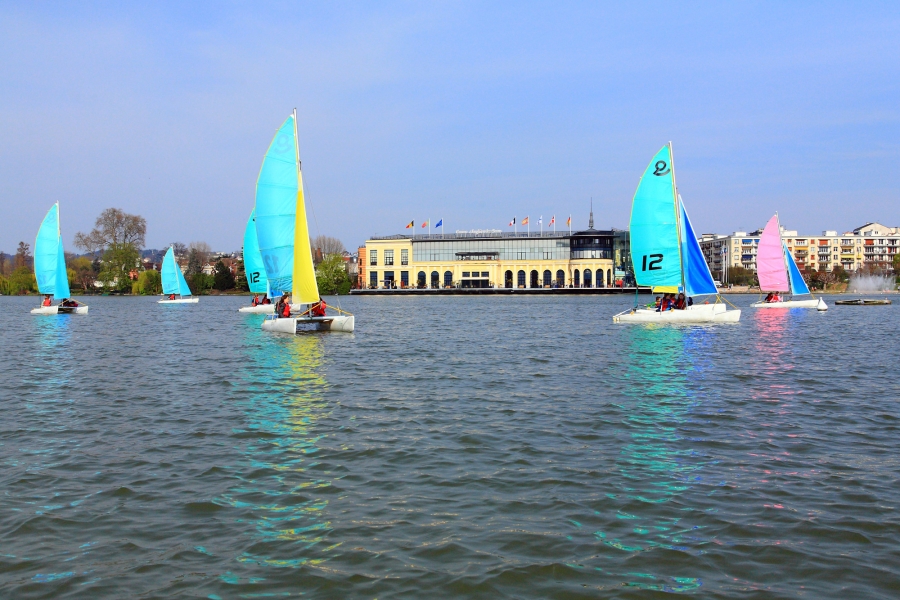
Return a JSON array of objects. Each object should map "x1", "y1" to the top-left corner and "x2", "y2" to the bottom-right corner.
[{"x1": 641, "y1": 254, "x2": 663, "y2": 271}]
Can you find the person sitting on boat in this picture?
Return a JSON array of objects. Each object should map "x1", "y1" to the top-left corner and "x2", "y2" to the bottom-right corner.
[
  {"x1": 169, "y1": 293, "x2": 176, "y2": 300},
  {"x1": 311, "y1": 298, "x2": 327, "y2": 317},
  {"x1": 675, "y1": 293, "x2": 686, "y2": 310},
  {"x1": 42, "y1": 295, "x2": 52, "y2": 307},
  {"x1": 687, "y1": 296, "x2": 694, "y2": 307},
  {"x1": 61, "y1": 299, "x2": 79, "y2": 307},
  {"x1": 652, "y1": 296, "x2": 661, "y2": 310},
  {"x1": 276, "y1": 294, "x2": 292, "y2": 318},
  {"x1": 251, "y1": 294, "x2": 260, "y2": 306},
  {"x1": 764, "y1": 292, "x2": 774, "y2": 302},
  {"x1": 261, "y1": 295, "x2": 271, "y2": 305}
]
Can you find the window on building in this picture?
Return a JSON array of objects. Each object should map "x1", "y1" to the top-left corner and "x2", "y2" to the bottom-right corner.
[
  {"x1": 384, "y1": 271, "x2": 395, "y2": 288},
  {"x1": 384, "y1": 250, "x2": 394, "y2": 266},
  {"x1": 517, "y1": 270, "x2": 526, "y2": 288},
  {"x1": 584, "y1": 269, "x2": 592, "y2": 287},
  {"x1": 369, "y1": 249, "x2": 377, "y2": 266},
  {"x1": 543, "y1": 252, "x2": 551, "y2": 260},
  {"x1": 417, "y1": 271, "x2": 426, "y2": 288},
  {"x1": 401, "y1": 249, "x2": 408, "y2": 265},
  {"x1": 430, "y1": 271, "x2": 439, "y2": 288},
  {"x1": 444, "y1": 271, "x2": 453, "y2": 288},
  {"x1": 481, "y1": 271, "x2": 489, "y2": 277},
  {"x1": 530, "y1": 270, "x2": 539, "y2": 288},
  {"x1": 543, "y1": 270, "x2": 551, "y2": 287},
  {"x1": 369, "y1": 271, "x2": 377, "y2": 288},
  {"x1": 556, "y1": 269, "x2": 565, "y2": 287},
  {"x1": 574, "y1": 269, "x2": 580, "y2": 287},
  {"x1": 462, "y1": 272, "x2": 470, "y2": 277},
  {"x1": 517, "y1": 252, "x2": 527, "y2": 260},
  {"x1": 505, "y1": 270, "x2": 513, "y2": 288},
  {"x1": 400, "y1": 271, "x2": 409, "y2": 287}
]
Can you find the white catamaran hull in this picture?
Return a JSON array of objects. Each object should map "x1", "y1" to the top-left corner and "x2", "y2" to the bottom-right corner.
[
  {"x1": 238, "y1": 304, "x2": 275, "y2": 313},
  {"x1": 158, "y1": 297, "x2": 199, "y2": 304},
  {"x1": 30, "y1": 305, "x2": 89, "y2": 315},
  {"x1": 751, "y1": 298, "x2": 827, "y2": 310},
  {"x1": 613, "y1": 303, "x2": 741, "y2": 324},
  {"x1": 261, "y1": 315, "x2": 355, "y2": 333}
]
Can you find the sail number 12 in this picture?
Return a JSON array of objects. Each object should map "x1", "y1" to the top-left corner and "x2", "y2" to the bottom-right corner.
[{"x1": 641, "y1": 254, "x2": 663, "y2": 271}]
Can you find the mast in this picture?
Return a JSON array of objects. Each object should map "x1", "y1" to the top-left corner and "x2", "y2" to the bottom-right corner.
[{"x1": 669, "y1": 142, "x2": 686, "y2": 291}]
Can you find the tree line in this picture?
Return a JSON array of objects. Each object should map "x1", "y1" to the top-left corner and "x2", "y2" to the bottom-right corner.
[{"x1": 1, "y1": 209, "x2": 354, "y2": 296}]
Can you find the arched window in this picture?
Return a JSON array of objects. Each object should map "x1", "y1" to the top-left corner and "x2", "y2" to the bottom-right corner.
[
  {"x1": 596, "y1": 269, "x2": 603, "y2": 288},
  {"x1": 530, "y1": 270, "x2": 539, "y2": 288},
  {"x1": 505, "y1": 270, "x2": 513, "y2": 288},
  {"x1": 574, "y1": 269, "x2": 580, "y2": 287},
  {"x1": 430, "y1": 271, "x2": 439, "y2": 288},
  {"x1": 517, "y1": 270, "x2": 526, "y2": 288},
  {"x1": 542, "y1": 270, "x2": 551, "y2": 287},
  {"x1": 555, "y1": 269, "x2": 565, "y2": 287},
  {"x1": 584, "y1": 269, "x2": 592, "y2": 288},
  {"x1": 417, "y1": 271, "x2": 426, "y2": 288},
  {"x1": 444, "y1": 271, "x2": 453, "y2": 288}
]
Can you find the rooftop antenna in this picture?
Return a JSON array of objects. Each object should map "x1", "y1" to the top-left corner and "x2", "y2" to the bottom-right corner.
[{"x1": 588, "y1": 197, "x2": 594, "y2": 229}]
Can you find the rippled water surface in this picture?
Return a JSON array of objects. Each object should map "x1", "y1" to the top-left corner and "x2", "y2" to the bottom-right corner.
[{"x1": 2, "y1": 294, "x2": 900, "y2": 598}]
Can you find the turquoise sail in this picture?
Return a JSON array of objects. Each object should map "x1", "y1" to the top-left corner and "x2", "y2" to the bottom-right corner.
[
  {"x1": 161, "y1": 247, "x2": 192, "y2": 297},
  {"x1": 784, "y1": 242, "x2": 810, "y2": 296},
  {"x1": 630, "y1": 144, "x2": 682, "y2": 290},
  {"x1": 255, "y1": 116, "x2": 298, "y2": 294},
  {"x1": 243, "y1": 209, "x2": 268, "y2": 294},
  {"x1": 679, "y1": 197, "x2": 718, "y2": 297},
  {"x1": 34, "y1": 203, "x2": 70, "y2": 299}
]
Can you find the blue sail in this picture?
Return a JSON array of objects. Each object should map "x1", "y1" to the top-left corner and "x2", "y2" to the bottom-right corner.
[
  {"x1": 34, "y1": 203, "x2": 70, "y2": 299},
  {"x1": 255, "y1": 116, "x2": 298, "y2": 294},
  {"x1": 630, "y1": 144, "x2": 682, "y2": 291},
  {"x1": 243, "y1": 209, "x2": 268, "y2": 294},
  {"x1": 161, "y1": 247, "x2": 192, "y2": 296},
  {"x1": 784, "y1": 242, "x2": 810, "y2": 296},
  {"x1": 679, "y1": 197, "x2": 718, "y2": 297}
]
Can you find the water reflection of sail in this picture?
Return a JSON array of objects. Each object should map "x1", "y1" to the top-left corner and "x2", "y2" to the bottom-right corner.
[
  {"x1": 596, "y1": 326, "x2": 704, "y2": 592},
  {"x1": 223, "y1": 331, "x2": 334, "y2": 568}
]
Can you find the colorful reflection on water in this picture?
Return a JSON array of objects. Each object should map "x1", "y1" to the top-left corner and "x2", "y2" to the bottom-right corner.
[
  {"x1": 594, "y1": 325, "x2": 706, "y2": 592},
  {"x1": 219, "y1": 327, "x2": 335, "y2": 572}
]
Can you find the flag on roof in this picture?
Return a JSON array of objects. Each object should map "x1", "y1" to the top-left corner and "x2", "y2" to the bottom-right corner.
[
  {"x1": 522, "y1": 216, "x2": 529, "y2": 225},
  {"x1": 549, "y1": 216, "x2": 555, "y2": 225},
  {"x1": 405, "y1": 221, "x2": 414, "y2": 229},
  {"x1": 421, "y1": 221, "x2": 428, "y2": 228},
  {"x1": 508, "y1": 217, "x2": 515, "y2": 226},
  {"x1": 566, "y1": 216, "x2": 572, "y2": 227},
  {"x1": 435, "y1": 219, "x2": 443, "y2": 228}
]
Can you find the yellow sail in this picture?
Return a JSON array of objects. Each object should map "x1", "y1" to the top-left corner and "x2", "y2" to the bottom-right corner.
[{"x1": 290, "y1": 110, "x2": 320, "y2": 305}]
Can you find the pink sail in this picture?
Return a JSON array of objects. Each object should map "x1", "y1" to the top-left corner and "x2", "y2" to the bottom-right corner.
[{"x1": 757, "y1": 215, "x2": 790, "y2": 292}]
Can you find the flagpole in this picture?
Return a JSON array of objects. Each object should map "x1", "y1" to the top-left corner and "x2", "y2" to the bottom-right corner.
[{"x1": 540, "y1": 216, "x2": 543, "y2": 237}]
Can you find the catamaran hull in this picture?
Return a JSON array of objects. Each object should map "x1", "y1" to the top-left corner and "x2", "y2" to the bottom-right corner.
[
  {"x1": 158, "y1": 298, "x2": 199, "y2": 304},
  {"x1": 261, "y1": 315, "x2": 355, "y2": 333},
  {"x1": 30, "y1": 305, "x2": 89, "y2": 315},
  {"x1": 751, "y1": 298, "x2": 827, "y2": 310},
  {"x1": 238, "y1": 304, "x2": 275, "y2": 313},
  {"x1": 613, "y1": 303, "x2": 741, "y2": 324}
]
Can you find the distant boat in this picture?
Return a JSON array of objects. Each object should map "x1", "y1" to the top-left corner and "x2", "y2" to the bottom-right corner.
[
  {"x1": 613, "y1": 143, "x2": 740, "y2": 323},
  {"x1": 158, "y1": 246, "x2": 199, "y2": 304},
  {"x1": 31, "y1": 203, "x2": 88, "y2": 315},
  {"x1": 835, "y1": 298, "x2": 891, "y2": 306},
  {"x1": 751, "y1": 214, "x2": 827, "y2": 310},
  {"x1": 257, "y1": 110, "x2": 354, "y2": 333},
  {"x1": 238, "y1": 209, "x2": 274, "y2": 313}
]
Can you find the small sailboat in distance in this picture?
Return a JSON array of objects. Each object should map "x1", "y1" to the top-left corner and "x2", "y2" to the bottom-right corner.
[
  {"x1": 613, "y1": 143, "x2": 740, "y2": 323},
  {"x1": 751, "y1": 214, "x2": 827, "y2": 310},
  {"x1": 158, "y1": 246, "x2": 199, "y2": 303},
  {"x1": 31, "y1": 203, "x2": 88, "y2": 315},
  {"x1": 257, "y1": 110, "x2": 354, "y2": 333},
  {"x1": 238, "y1": 209, "x2": 274, "y2": 313}
]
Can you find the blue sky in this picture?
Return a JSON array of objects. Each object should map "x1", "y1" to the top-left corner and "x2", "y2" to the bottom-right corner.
[{"x1": 1, "y1": 2, "x2": 898, "y2": 253}]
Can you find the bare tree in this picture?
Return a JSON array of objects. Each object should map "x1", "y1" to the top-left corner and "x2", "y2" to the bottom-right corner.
[
  {"x1": 169, "y1": 242, "x2": 188, "y2": 258},
  {"x1": 74, "y1": 208, "x2": 146, "y2": 253},
  {"x1": 311, "y1": 235, "x2": 346, "y2": 257},
  {"x1": 186, "y1": 241, "x2": 211, "y2": 276}
]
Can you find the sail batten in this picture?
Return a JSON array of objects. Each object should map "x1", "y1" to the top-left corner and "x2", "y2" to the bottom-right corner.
[
  {"x1": 34, "y1": 203, "x2": 70, "y2": 300},
  {"x1": 630, "y1": 144, "x2": 683, "y2": 291},
  {"x1": 757, "y1": 215, "x2": 790, "y2": 292},
  {"x1": 243, "y1": 209, "x2": 268, "y2": 294}
]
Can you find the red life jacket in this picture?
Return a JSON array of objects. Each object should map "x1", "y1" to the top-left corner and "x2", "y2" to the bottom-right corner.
[
  {"x1": 281, "y1": 303, "x2": 291, "y2": 318},
  {"x1": 43, "y1": 298, "x2": 52, "y2": 306}
]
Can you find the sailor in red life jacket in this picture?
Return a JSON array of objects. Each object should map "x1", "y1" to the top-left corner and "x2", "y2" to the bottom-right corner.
[
  {"x1": 251, "y1": 294, "x2": 260, "y2": 306},
  {"x1": 311, "y1": 298, "x2": 327, "y2": 317},
  {"x1": 280, "y1": 294, "x2": 292, "y2": 318},
  {"x1": 42, "y1": 295, "x2": 52, "y2": 307}
]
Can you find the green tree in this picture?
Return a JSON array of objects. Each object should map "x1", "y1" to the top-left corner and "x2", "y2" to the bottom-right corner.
[
  {"x1": 6, "y1": 266, "x2": 36, "y2": 294},
  {"x1": 893, "y1": 253, "x2": 900, "y2": 276},
  {"x1": 726, "y1": 265, "x2": 757, "y2": 286},
  {"x1": 189, "y1": 272, "x2": 215, "y2": 295},
  {"x1": 75, "y1": 208, "x2": 146, "y2": 292},
  {"x1": 132, "y1": 269, "x2": 162, "y2": 295},
  {"x1": 69, "y1": 256, "x2": 96, "y2": 291},
  {"x1": 315, "y1": 254, "x2": 350, "y2": 295},
  {"x1": 213, "y1": 260, "x2": 236, "y2": 291},
  {"x1": 234, "y1": 257, "x2": 248, "y2": 291}
]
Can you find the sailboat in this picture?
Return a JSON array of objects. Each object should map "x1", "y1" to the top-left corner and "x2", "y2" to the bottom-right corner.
[
  {"x1": 158, "y1": 246, "x2": 199, "y2": 303},
  {"x1": 613, "y1": 143, "x2": 740, "y2": 324},
  {"x1": 750, "y1": 214, "x2": 827, "y2": 310},
  {"x1": 238, "y1": 209, "x2": 274, "y2": 313},
  {"x1": 31, "y1": 203, "x2": 88, "y2": 315},
  {"x1": 257, "y1": 110, "x2": 354, "y2": 333}
]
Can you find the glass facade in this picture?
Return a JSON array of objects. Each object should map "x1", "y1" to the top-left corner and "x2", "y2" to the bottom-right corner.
[{"x1": 412, "y1": 237, "x2": 571, "y2": 262}]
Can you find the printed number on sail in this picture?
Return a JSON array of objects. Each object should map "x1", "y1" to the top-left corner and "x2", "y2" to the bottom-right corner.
[{"x1": 641, "y1": 254, "x2": 663, "y2": 271}]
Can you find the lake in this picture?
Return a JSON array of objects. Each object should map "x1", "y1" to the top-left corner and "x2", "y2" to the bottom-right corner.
[{"x1": 1, "y1": 293, "x2": 899, "y2": 598}]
